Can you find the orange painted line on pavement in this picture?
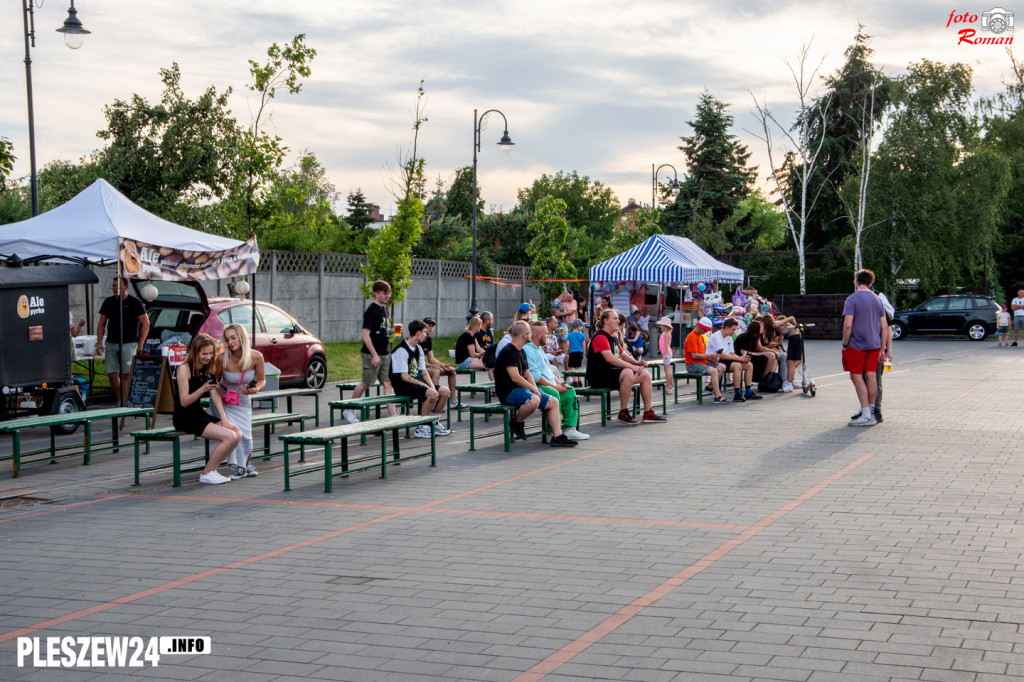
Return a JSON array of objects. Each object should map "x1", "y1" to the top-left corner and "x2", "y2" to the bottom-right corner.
[
  {"x1": 124, "y1": 491, "x2": 749, "y2": 530},
  {"x1": 512, "y1": 452, "x2": 876, "y2": 682},
  {"x1": 0, "y1": 495, "x2": 128, "y2": 525},
  {"x1": 937, "y1": 374, "x2": 992, "y2": 411},
  {"x1": 0, "y1": 445, "x2": 624, "y2": 643}
]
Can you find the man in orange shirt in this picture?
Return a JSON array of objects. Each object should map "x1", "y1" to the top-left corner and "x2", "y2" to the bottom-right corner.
[{"x1": 683, "y1": 317, "x2": 728, "y2": 404}]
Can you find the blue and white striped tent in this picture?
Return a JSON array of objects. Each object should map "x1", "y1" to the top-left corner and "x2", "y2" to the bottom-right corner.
[{"x1": 589, "y1": 234, "x2": 744, "y2": 285}]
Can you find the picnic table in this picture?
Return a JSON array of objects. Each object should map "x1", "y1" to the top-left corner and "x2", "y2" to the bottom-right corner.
[
  {"x1": 0, "y1": 407, "x2": 153, "y2": 477},
  {"x1": 253, "y1": 387, "x2": 323, "y2": 426},
  {"x1": 280, "y1": 415, "x2": 439, "y2": 493}
]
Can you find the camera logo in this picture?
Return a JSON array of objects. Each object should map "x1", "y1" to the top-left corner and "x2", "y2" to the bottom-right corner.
[{"x1": 982, "y1": 7, "x2": 1014, "y2": 32}]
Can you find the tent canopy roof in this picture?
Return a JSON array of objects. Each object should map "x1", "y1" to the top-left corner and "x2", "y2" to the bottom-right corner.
[
  {"x1": 589, "y1": 234, "x2": 744, "y2": 285},
  {"x1": 0, "y1": 179, "x2": 246, "y2": 265}
]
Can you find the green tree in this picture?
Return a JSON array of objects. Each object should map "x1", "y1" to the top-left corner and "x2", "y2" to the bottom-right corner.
[
  {"x1": 226, "y1": 35, "x2": 316, "y2": 240},
  {"x1": 590, "y1": 208, "x2": 663, "y2": 268},
  {"x1": 793, "y1": 27, "x2": 891, "y2": 254},
  {"x1": 980, "y1": 52, "x2": 1024, "y2": 295},
  {"x1": 444, "y1": 165, "x2": 483, "y2": 219},
  {"x1": 96, "y1": 63, "x2": 239, "y2": 221},
  {"x1": 526, "y1": 195, "x2": 578, "y2": 305},
  {"x1": 0, "y1": 137, "x2": 14, "y2": 182},
  {"x1": 516, "y1": 171, "x2": 619, "y2": 274},
  {"x1": 661, "y1": 90, "x2": 756, "y2": 235},
  {"x1": 258, "y1": 152, "x2": 346, "y2": 252},
  {"x1": 476, "y1": 210, "x2": 530, "y2": 269},
  {"x1": 864, "y1": 59, "x2": 1007, "y2": 294},
  {"x1": 731, "y1": 190, "x2": 787, "y2": 251},
  {"x1": 345, "y1": 188, "x2": 375, "y2": 230},
  {"x1": 361, "y1": 83, "x2": 429, "y2": 307}
]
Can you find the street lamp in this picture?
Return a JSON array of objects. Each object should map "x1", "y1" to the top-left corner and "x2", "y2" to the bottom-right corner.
[
  {"x1": 469, "y1": 109, "x2": 514, "y2": 318},
  {"x1": 22, "y1": 0, "x2": 90, "y2": 216},
  {"x1": 652, "y1": 163, "x2": 681, "y2": 209}
]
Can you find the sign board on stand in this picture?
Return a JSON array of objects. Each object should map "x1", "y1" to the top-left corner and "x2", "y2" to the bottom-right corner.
[{"x1": 126, "y1": 355, "x2": 174, "y2": 425}]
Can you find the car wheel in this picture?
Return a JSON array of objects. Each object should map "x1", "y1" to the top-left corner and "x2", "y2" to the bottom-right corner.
[
  {"x1": 890, "y1": 321, "x2": 905, "y2": 341},
  {"x1": 304, "y1": 356, "x2": 327, "y2": 389},
  {"x1": 966, "y1": 322, "x2": 988, "y2": 341},
  {"x1": 51, "y1": 392, "x2": 82, "y2": 435}
]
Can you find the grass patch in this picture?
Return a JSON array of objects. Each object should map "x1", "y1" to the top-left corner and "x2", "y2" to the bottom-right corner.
[{"x1": 324, "y1": 335, "x2": 459, "y2": 383}]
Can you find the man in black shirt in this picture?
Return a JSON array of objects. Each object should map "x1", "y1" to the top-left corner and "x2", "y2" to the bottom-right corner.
[
  {"x1": 494, "y1": 321, "x2": 577, "y2": 448},
  {"x1": 96, "y1": 276, "x2": 150, "y2": 408},
  {"x1": 475, "y1": 311, "x2": 494, "y2": 349},
  {"x1": 421, "y1": 318, "x2": 460, "y2": 407},
  {"x1": 342, "y1": 280, "x2": 396, "y2": 424},
  {"x1": 390, "y1": 320, "x2": 451, "y2": 437}
]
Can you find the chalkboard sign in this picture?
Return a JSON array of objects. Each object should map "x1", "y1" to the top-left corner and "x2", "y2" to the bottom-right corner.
[{"x1": 126, "y1": 355, "x2": 173, "y2": 422}]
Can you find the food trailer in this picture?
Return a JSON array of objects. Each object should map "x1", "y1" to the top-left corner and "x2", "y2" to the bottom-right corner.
[{"x1": 0, "y1": 260, "x2": 98, "y2": 431}]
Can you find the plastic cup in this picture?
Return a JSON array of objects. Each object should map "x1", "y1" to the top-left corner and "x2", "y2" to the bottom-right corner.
[
  {"x1": 884, "y1": 360, "x2": 891, "y2": 372},
  {"x1": 394, "y1": 323, "x2": 403, "y2": 336}
]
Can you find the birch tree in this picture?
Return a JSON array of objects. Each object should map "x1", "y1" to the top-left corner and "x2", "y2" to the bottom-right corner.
[{"x1": 750, "y1": 41, "x2": 831, "y2": 294}]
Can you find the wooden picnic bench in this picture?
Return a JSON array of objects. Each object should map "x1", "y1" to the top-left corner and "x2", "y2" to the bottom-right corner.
[
  {"x1": 279, "y1": 414, "x2": 440, "y2": 493},
  {"x1": 0, "y1": 407, "x2": 153, "y2": 478},
  {"x1": 468, "y1": 403, "x2": 548, "y2": 452},
  {"x1": 131, "y1": 411, "x2": 315, "y2": 487},
  {"x1": 335, "y1": 380, "x2": 382, "y2": 400},
  {"x1": 252, "y1": 388, "x2": 323, "y2": 426},
  {"x1": 453, "y1": 382, "x2": 495, "y2": 421}
]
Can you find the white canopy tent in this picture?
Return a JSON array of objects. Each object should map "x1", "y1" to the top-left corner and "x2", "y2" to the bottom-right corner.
[{"x1": 0, "y1": 178, "x2": 246, "y2": 264}]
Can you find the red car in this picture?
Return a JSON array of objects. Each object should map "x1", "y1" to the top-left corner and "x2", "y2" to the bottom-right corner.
[{"x1": 136, "y1": 281, "x2": 327, "y2": 389}]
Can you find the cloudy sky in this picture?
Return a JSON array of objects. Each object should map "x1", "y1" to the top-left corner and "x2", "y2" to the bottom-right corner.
[{"x1": 0, "y1": 1, "x2": 1018, "y2": 217}]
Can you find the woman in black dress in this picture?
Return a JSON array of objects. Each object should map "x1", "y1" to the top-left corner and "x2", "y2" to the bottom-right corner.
[{"x1": 173, "y1": 333, "x2": 242, "y2": 485}]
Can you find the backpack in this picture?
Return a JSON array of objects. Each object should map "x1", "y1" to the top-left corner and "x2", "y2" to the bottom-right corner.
[
  {"x1": 758, "y1": 371, "x2": 783, "y2": 393},
  {"x1": 482, "y1": 343, "x2": 498, "y2": 369}
]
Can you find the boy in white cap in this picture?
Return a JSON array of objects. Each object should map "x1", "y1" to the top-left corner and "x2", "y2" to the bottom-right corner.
[{"x1": 683, "y1": 317, "x2": 728, "y2": 404}]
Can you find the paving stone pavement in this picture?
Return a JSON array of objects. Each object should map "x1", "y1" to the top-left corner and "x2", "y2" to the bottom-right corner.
[{"x1": 1, "y1": 339, "x2": 1023, "y2": 680}]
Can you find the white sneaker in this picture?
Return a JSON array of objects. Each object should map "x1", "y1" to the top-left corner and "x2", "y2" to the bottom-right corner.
[
  {"x1": 414, "y1": 425, "x2": 433, "y2": 439},
  {"x1": 781, "y1": 382, "x2": 794, "y2": 393},
  {"x1": 848, "y1": 413, "x2": 877, "y2": 427},
  {"x1": 451, "y1": 400, "x2": 465, "y2": 409},
  {"x1": 199, "y1": 471, "x2": 231, "y2": 485},
  {"x1": 564, "y1": 428, "x2": 590, "y2": 441},
  {"x1": 342, "y1": 409, "x2": 359, "y2": 424},
  {"x1": 433, "y1": 420, "x2": 451, "y2": 436}
]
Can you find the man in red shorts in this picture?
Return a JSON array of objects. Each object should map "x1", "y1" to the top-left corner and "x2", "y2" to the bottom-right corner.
[{"x1": 842, "y1": 269, "x2": 887, "y2": 426}]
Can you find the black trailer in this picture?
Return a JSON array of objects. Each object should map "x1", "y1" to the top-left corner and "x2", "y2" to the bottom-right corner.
[{"x1": 0, "y1": 260, "x2": 98, "y2": 432}]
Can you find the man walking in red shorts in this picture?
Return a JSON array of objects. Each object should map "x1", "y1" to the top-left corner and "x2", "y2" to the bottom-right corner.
[{"x1": 842, "y1": 269, "x2": 887, "y2": 426}]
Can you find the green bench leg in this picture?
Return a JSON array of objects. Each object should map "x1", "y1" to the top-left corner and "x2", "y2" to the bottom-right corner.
[
  {"x1": 503, "y1": 409, "x2": 511, "y2": 452},
  {"x1": 430, "y1": 423, "x2": 437, "y2": 466},
  {"x1": 283, "y1": 442, "x2": 291, "y2": 491},
  {"x1": 341, "y1": 437, "x2": 349, "y2": 477},
  {"x1": 379, "y1": 431, "x2": 388, "y2": 479},
  {"x1": 469, "y1": 409, "x2": 476, "y2": 451},
  {"x1": 134, "y1": 440, "x2": 142, "y2": 486},
  {"x1": 172, "y1": 438, "x2": 182, "y2": 488},
  {"x1": 324, "y1": 441, "x2": 333, "y2": 494},
  {"x1": 12, "y1": 431, "x2": 20, "y2": 478}
]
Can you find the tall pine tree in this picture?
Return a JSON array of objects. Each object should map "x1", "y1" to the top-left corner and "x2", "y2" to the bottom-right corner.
[{"x1": 661, "y1": 91, "x2": 756, "y2": 237}]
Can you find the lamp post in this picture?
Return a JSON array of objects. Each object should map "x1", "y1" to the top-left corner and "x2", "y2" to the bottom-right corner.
[
  {"x1": 652, "y1": 163, "x2": 681, "y2": 209},
  {"x1": 470, "y1": 109, "x2": 514, "y2": 319},
  {"x1": 22, "y1": 0, "x2": 90, "y2": 217}
]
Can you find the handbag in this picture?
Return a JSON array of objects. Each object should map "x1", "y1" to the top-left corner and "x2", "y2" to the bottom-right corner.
[
  {"x1": 732, "y1": 286, "x2": 746, "y2": 307},
  {"x1": 758, "y1": 371, "x2": 783, "y2": 393},
  {"x1": 221, "y1": 372, "x2": 243, "y2": 405}
]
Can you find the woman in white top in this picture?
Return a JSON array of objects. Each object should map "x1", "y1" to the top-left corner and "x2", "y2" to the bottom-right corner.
[{"x1": 215, "y1": 324, "x2": 266, "y2": 479}]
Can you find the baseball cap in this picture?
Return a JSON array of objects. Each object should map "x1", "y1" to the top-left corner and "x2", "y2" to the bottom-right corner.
[
  {"x1": 696, "y1": 316, "x2": 713, "y2": 331},
  {"x1": 571, "y1": 319, "x2": 584, "y2": 328},
  {"x1": 423, "y1": 317, "x2": 436, "y2": 326},
  {"x1": 518, "y1": 303, "x2": 531, "y2": 313}
]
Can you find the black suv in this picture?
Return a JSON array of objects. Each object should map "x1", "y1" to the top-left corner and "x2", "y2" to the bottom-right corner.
[{"x1": 891, "y1": 294, "x2": 999, "y2": 341}]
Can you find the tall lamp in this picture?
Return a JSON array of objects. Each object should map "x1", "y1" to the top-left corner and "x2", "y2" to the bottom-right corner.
[
  {"x1": 652, "y1": 163, "x2": 681, "y2": 209},
  {"x1": 22, "y1": 0, "x2": 90, "y2": 216},
  {"x1": 469, "y1": 109, "x2": 514, "y2": 319}
]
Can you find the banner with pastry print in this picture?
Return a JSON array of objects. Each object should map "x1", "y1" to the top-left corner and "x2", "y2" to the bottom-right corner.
[{"x1": 118, "y1": 237, "x2": 260, "y2": 281}]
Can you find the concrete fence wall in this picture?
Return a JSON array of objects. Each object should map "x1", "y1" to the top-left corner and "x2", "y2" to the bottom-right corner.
[{"x1": 69, "y1": 251, "x2": 542, "y2": 343}]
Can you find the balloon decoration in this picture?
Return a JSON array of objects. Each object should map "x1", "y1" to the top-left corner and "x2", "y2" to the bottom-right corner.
[{"x1": 697, "y1": 283, "x2": 706, "y2": 292}]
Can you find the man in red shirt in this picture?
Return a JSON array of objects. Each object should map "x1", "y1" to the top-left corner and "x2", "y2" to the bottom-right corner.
[
  {"x1": 683, "y1": 317, "x2": 728, "y2": 404},
  {"x1": 585, "y1": 309, "x2": 666, "y2": 425}
]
